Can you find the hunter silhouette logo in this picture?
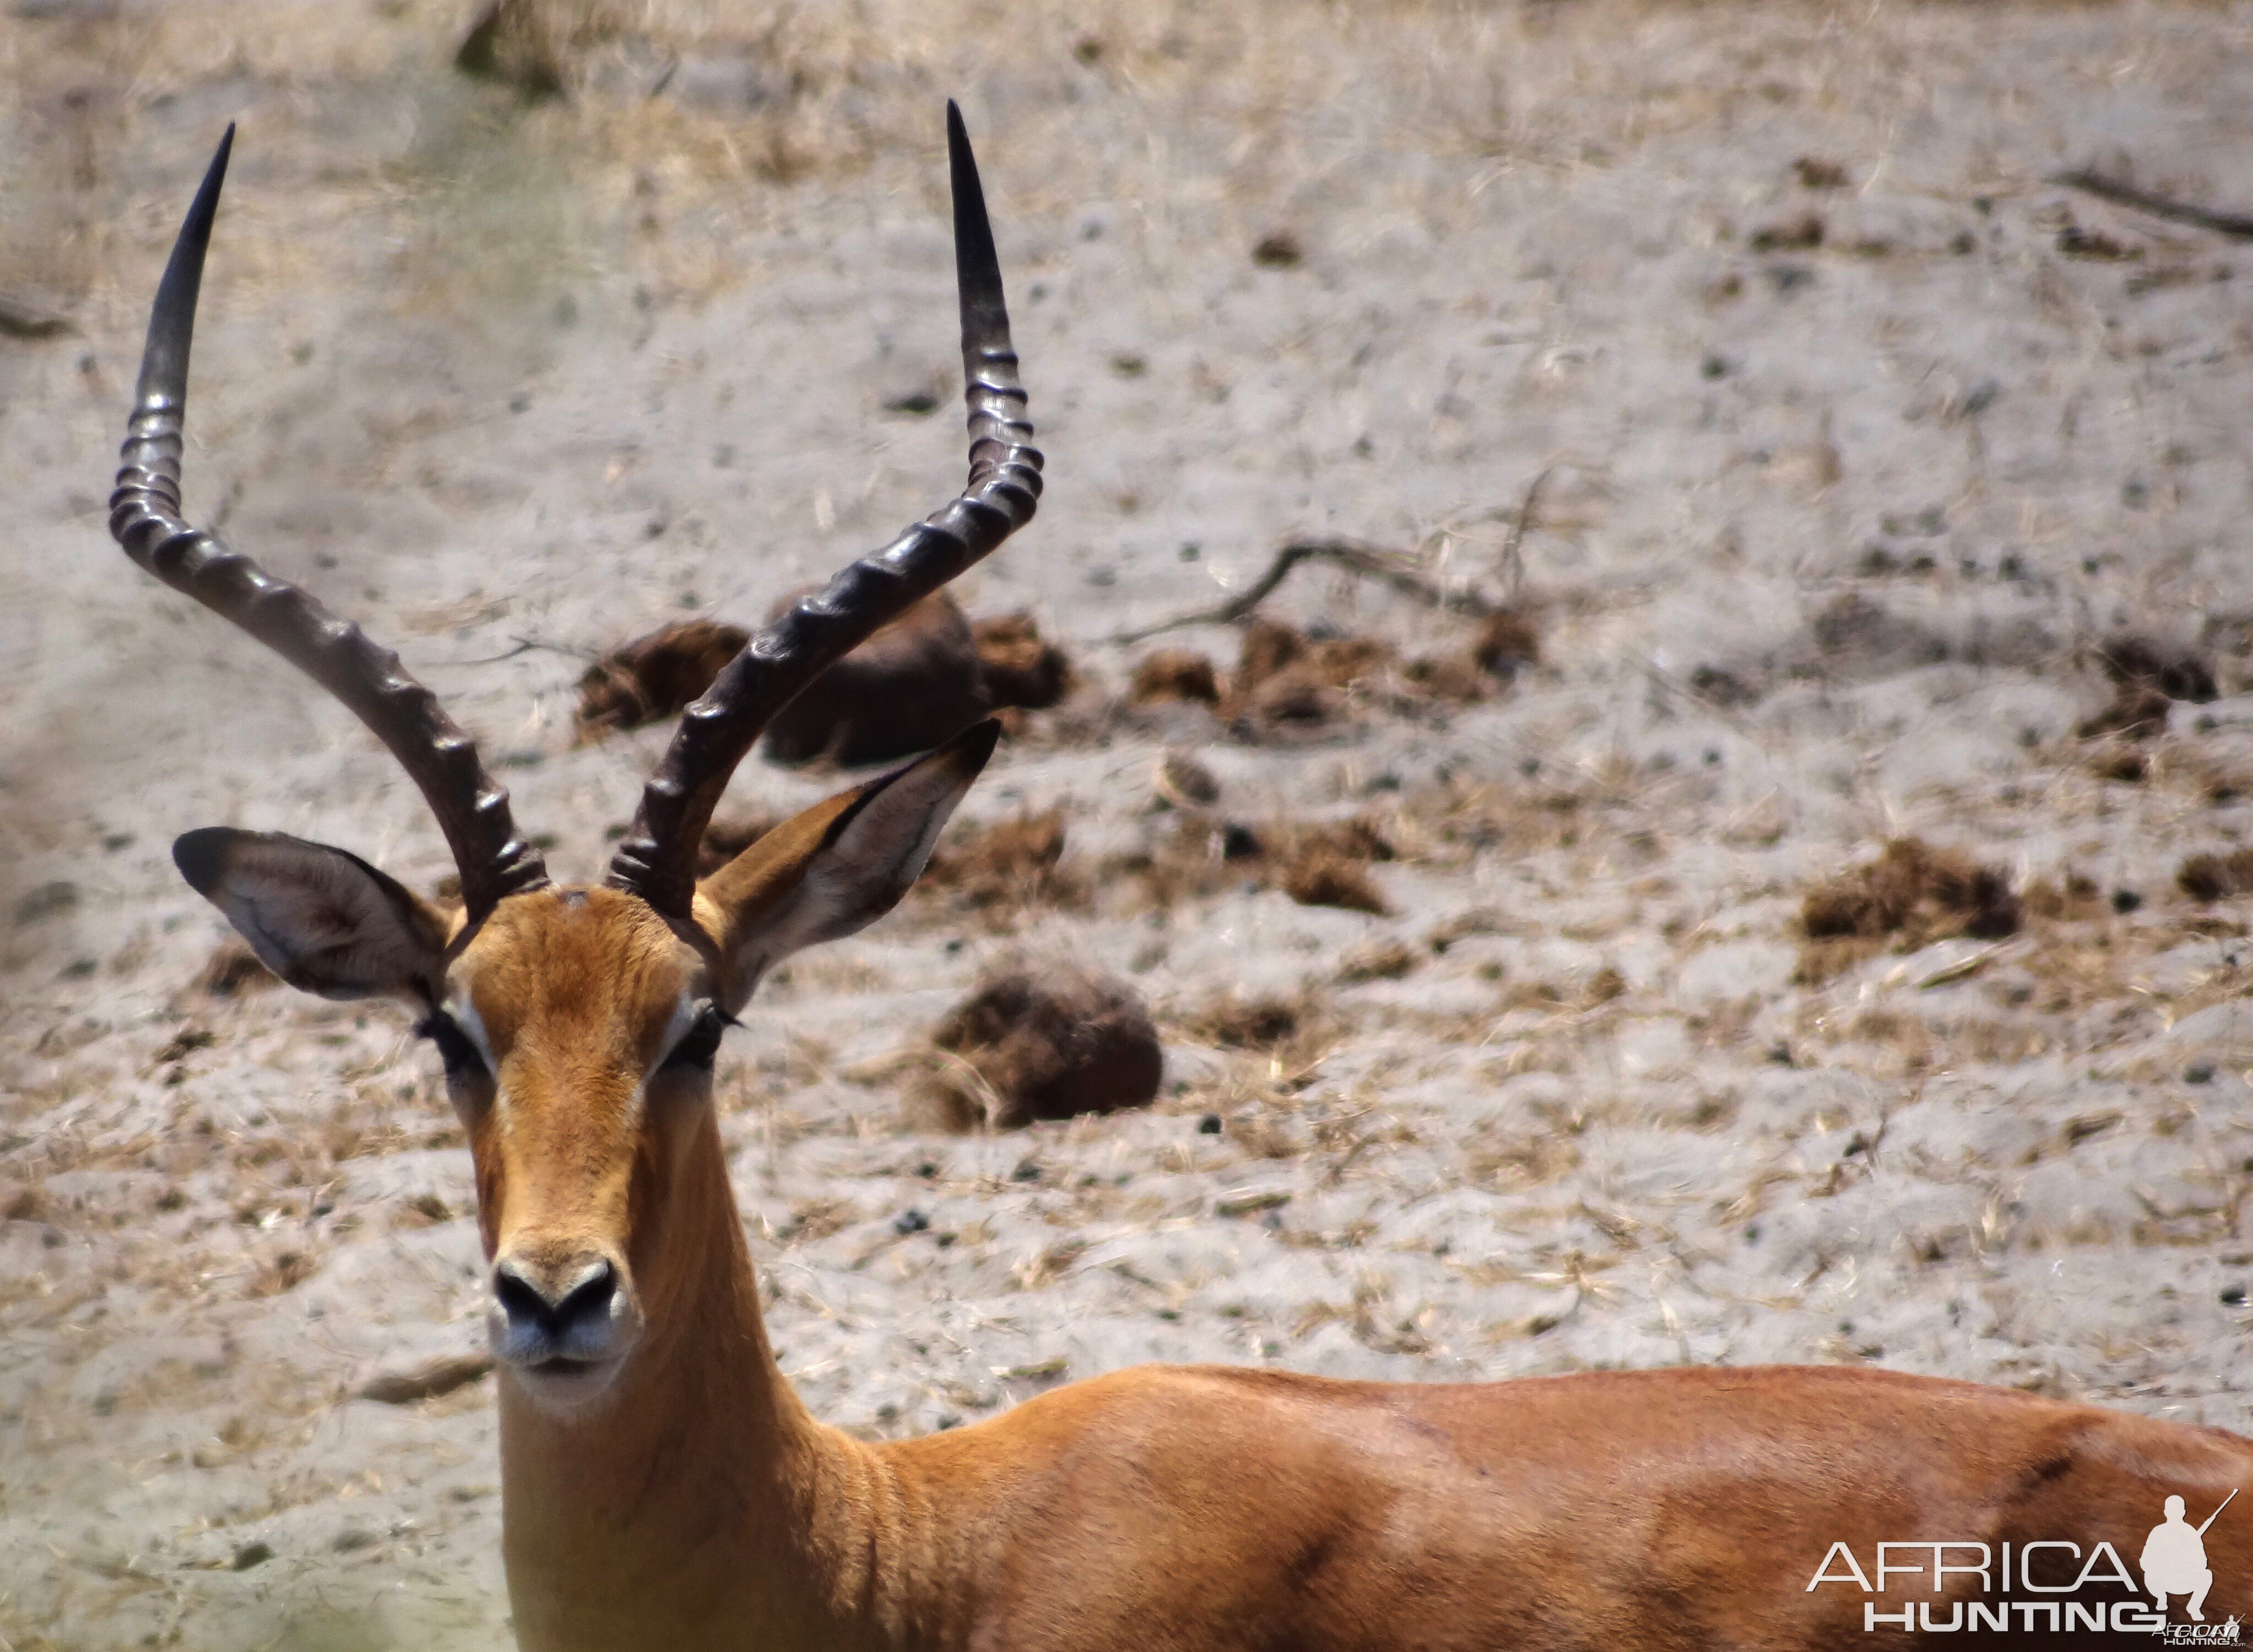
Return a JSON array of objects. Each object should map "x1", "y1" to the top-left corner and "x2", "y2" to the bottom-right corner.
[
  {"x1": 2144, "y1": 1491, "x2": 2232, "y2": 1622},
  {"x1": 1810, "y1": 1487, "x2": 2240, "y2": 1637}
]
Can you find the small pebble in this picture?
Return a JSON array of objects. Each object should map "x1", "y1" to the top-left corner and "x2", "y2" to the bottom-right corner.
[{"x1": 893, "y1": 1208, "x2": 930, "y2": 1236}]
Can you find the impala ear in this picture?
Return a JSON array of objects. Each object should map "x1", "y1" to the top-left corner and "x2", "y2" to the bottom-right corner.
[
  {"x1": 694, "y1": 720, "x2": 999, "y2": 1011},
  {"x1": 173, "y1": 828, "x2": 454, "y2": 1002}
]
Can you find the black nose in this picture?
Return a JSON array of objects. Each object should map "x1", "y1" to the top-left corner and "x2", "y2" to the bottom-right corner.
[{"x1": 494, "y1": 1256, "x2": 617, "y2": 1341}]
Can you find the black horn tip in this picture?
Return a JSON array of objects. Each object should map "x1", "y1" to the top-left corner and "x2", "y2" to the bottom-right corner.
[
  {"x1": 135, "y1": 123, "x2": 239, "y2": 411},
  {"x1": 947, "y1": 102, "x2": 1005, "y2": 331},
  {"x1": 174, "y1": 122, "x2": 238, "y2": 280}
]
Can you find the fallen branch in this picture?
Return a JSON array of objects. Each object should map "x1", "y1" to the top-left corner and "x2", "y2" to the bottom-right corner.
[
  {"x1": 1114, "y1": 538, "x2": 1500, "y2": 645},
  {"x1": 2052, "y1": 168, "x2": 2253, "y2": 241}
]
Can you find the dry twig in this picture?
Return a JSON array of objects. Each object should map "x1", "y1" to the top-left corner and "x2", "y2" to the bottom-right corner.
[
  {"x1": 2052, "y1": 169, "x2": 2253, "y2": 241},
  {"x1": 1115, "y1": 538, "x2": 1501, "y2": 644}
]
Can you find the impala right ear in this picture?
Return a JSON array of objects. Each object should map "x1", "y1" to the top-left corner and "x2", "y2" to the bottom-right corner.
[
  {"x1": 173, "y1": 828, "x2": 454, "y2": 1003},
  {"x1": 694, "y1": 721, "x2": 999, "y2": 1012}
]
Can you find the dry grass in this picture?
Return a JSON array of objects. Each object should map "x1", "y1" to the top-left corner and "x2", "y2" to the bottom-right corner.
[
  {"x1": 1469, "y1": 609, "x2": 1541, "y2": 678},
  {"x1": 191, "y1": 938, "x2": 275, "y2": 998},
  {"x1": 1098, "y1": 811, "x2": 1403, "y2": 916},
  {"x1": 2022, "y1": 870, "x2": 2109, "y2": 923},
  {"x1": 1336, "y1": 940, "x2": 1419, "y2": 983},
  {"x1": 1177, "y1": 994, "x2": 1306, "y2": 1051},
  {"x1": 920, "y1": 810, "x2": 1081, "y2": 914},
  {"x1": 1218, "y1": 616, "x2": 1522, "y2": 733},
  {"x1": 2077, "y1": 682, "x2": 2174, "y2": 742}
]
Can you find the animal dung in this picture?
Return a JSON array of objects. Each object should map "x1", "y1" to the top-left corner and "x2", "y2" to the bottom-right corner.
[
  {"x1": 2096, "y1": 636, "x2": 2217, "y2": 704},
  {"x1": 575, "y1": 618, "x2": 748, "y2": 740},
  {"x1": 454, "y1": 0, "x2": 568, "y2": 99},
  {"x1": 1748, "y1": 212, "x2": 1825, "y2": 252},
  {"x1": 2077, "y1": 634, "x2": 2218, "y2": 742},
  {"x1": 1152, "y1": 751, "x2": 1221, "y2": 811},
  {"x1": 1129, "y1": 649, "x2": 1223, "y2": 706},
  {"x1": 1797, "y1": 837, "x2": 2022, "y2": 982},
  {"x1": 581, "y1": 596, "x2": 1061, "y2": 765},
  {"x1": 913, "y1": 959, "x2": 1162, "y2": 1130},
  {"x1": 972, "y1": 612, "x2": 1074, "y2": 710},
  {"x1": 1230, "y1": 618, "x2": 1390, "y2": 728},
  {"x1": 1251, "y1": 230, "x2": 1305, "y2": 268},
  {"x1": 1279, "y1": 848, "x2": 1388, "y2": 915},
  {"x1": 1803, "y1": 838, "x2": 2020, "y2": 942},
  {"x1": 762, "y1": 591, "x2": 990, "y2": 768},
  {"x1": 2178, "y1": 850, "x2": 2253, "y2": 903}
]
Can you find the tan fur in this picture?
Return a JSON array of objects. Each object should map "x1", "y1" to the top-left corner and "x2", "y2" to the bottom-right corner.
[{"x1": 432, "y1": 882, "x2": 2251, "y2": 1651}]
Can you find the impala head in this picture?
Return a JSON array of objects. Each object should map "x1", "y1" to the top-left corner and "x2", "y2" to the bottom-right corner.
[{"x1": 112, "y1": 109, "x2": 1039, "y2": 1415}]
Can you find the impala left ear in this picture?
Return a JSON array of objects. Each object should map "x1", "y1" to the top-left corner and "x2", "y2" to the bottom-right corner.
[
  {"x1": 694, "y1": 720, "x2": 999, "y2": 1011},
  {"x1": 174, "y1": 828, "x2": 455, "y2": 1003}
]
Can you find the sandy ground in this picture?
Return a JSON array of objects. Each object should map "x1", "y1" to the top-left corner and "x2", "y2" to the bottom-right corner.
[{"x1": 6, "y1": 0, "x2": 2253, "y2": 1645}]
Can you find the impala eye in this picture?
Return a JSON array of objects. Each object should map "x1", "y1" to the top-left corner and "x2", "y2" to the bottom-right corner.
[
  {"x1": 416, "y1": 1011, "x2": 488, "y2": 1082},
  {"x1": 662, "y1": 1003, "x2": 730, "y2": 1073}
]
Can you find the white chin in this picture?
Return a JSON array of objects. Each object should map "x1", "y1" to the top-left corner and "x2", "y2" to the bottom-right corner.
[{"x1": 503, "y1": 1356, "x2": 627, "y2": 1416}]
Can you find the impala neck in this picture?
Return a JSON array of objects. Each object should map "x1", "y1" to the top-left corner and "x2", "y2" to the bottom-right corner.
[{"x1": 497, "y1": 1111, "x2": 897, "y2": 1652}]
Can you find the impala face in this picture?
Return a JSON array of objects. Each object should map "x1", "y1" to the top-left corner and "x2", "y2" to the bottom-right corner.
[
  {"x1": 173, "y1": 729, "x2": 999, "y2": 1418},
  {"x1": 442, "y1": 889, "x2": 707, "y2": 1410},
  {"x1": 118, "y1": 109, "x2": 1037, "y2": 1422}
]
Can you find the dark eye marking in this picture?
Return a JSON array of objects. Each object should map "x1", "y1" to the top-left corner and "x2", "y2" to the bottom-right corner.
[
  {"x1": 661, "y1": 1003, "x2": 731, "y2": 1074},
  {"x1": 416, "y1": 1010, "x2": 488, "y2": 1081}
]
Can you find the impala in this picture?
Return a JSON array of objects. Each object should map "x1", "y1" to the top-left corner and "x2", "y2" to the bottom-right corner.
[{"x1": 117, "y1": 111, "x2": 2247, "y2": 1651}]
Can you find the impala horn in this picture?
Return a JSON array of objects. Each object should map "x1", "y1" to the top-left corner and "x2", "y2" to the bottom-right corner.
[
  {"x1": 604, "y1": 100, "x2": 1042, "y2": 918},
  {"x1": 109, "y1": 123, "x2": 550, "y2": 922}
]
